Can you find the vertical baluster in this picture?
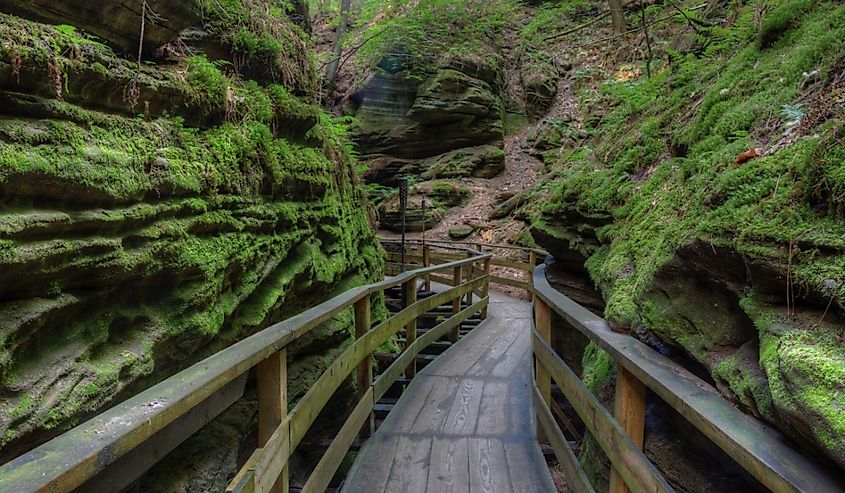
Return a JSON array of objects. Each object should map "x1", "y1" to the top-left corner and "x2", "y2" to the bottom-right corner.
[
  {"x1": 480, "y1": 257, "x2": 491, "y2": 320},
  {"x1": 464, "y1": 262, "x2": 473, "y2": 307},
  {"x1": 258, "y1": 349, "x2": 288, "y2": 493},
  {"x1": 423, "y1": 245, "x2": 431, "y2": 291},
  {"x1": 354, "y1": 296, "x2": 374, "y2": 437},
  {"x1": 534, "y1": 297, "x2": 551, "y2": 440},
  {"x1": 528, "y1": 250, "x2": 537, "y2": 301},
  {"x1": 609, "y1": 367, "x2": 647, "y2": 493},
  {"x1": 451, "y1": 265, "x2": 462, "y2": 342},
  {"x1": 403, "y1": 277, "x2": 418, "y2": 379}
]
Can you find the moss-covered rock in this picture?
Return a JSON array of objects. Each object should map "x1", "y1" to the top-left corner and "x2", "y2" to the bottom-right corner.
[
  {"x1": 421, "y1": 145, "x2": 506, "y2": 180},
  {"x1": 0, "y1": 4, "x2": 383, "y2": 482},
  {"x1": 377, "y1": 193, "x2": 446, "y2": 233},
  {"x1": 448, "y1": 226, "x2": 475, "y2": 240},
  {"x1": 530, "y1": 0, "x2": 845, "y2": 478},
  {"x1": 427, "y1": 181, "x2": 471, "y2": 207},
  {"x1": 522, "y1": 54, "x2": 560, "y2": 122},
  {"x1": 349, "y1": 53, "x2": 505, "y2": 185},
  {"x1": 0, "y1": 0, "x2": 200, "y2": 54}
]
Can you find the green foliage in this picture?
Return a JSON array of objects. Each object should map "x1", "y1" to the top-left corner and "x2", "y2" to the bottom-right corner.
[
  {"x1": 520, "y1": 0, "x2": 591, "y2": 42},
  {"x1": 356, "y1": 0, "x2": 518, "y2": 75},
  {"x1": 534, "y1": 0, "x2": 845, "y2": 328},
  {"x1": 758, "y1": 0, "x2": 818, "y2": 49},
  {"x1": 198, "y1": 0, "x2": 317, "y2": 95},
  {"x1": 186, "y1": 56, "x2": 231, "y2": 106}
]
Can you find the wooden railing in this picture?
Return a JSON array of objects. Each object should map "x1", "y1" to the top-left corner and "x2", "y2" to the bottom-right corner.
[
  {"x1": 386, "y1": 239, "x2": 845, "y2": 493},
  {"x1": 0, "y1": 242, "x2": 492, "y2": 493},
  {"x1": 3, "y1": 238, "x2": 842, "y2": 493},
  {"x1": 530, "y1": 264, "x2": 845, "y2": 493},
  {"x1": 383, "y1": 238, "x2": 548, "y2": 295}
]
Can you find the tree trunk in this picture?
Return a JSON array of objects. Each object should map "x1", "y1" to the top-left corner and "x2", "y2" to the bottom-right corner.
[
  {"x1": 326, "y1": 0, "x2": 352, "y2": 93},
  {"x1": 609, "y1": 0, "x2": 626, "y2": 33}
]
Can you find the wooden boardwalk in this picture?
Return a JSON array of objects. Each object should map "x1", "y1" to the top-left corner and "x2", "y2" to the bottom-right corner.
[{"x1": 343, "y1": 290, "x2": 556, "y2": 493}]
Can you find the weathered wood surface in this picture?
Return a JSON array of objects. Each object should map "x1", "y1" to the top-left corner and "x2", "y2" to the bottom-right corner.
[
  {"x1": 533, "y1": 331, "x2": 673, "y2": 493},
  {"x1": 609, "y1": 366, "x2": 646, "y2": 493},
  {"x1": 0, "y1": 250, "x2": 489, "y2": 493},
  {"x1": 533, "y1": 264, "x2": 845, "y2": 493},
  {"x1": 533, "y1": 386, "x2": 594, "y2": 493},
  {"x1": 343, "y1": 291, "x2": 555, "y2": 492},
  {"x1": 390, "y1": 238, "x2": 549, "y2": 256}
]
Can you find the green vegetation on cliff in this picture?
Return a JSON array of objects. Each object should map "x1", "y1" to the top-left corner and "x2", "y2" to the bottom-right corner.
[
  {"x1": 529, "y1": 0, "x2": 845, "y2": 471},
  {"x1": 0, "y1": 4, "x2": 383, "y2": 465}
]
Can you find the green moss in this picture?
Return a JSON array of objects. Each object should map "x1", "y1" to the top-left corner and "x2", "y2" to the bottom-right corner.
[
  {"x1": 759, "y1": 0, "x2": 818, "y2": 49},
  {"x1": 197, "y1": 0, "x2": 316, "y2": 95},
  {"x1": 429, "y1": 181, "x2": 471, "y2": 206},
  {"x1": 533, "y1": 1, "x2": 845, "y2": 328},
  {"x1": 581, "y1": 342, "x2": 615, "y2": 394}
]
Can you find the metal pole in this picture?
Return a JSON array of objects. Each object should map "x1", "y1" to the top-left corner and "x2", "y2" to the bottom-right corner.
[
  {"x1": 421, "y1": 193, "x2": 426, "y2": 258},
  {"x1": 398, "y1": 176, "x2": 408, "y2": 274}
]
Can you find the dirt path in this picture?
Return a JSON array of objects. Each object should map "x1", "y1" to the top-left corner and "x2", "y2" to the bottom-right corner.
[{"x1": 377, "y1": 124, "x2": 545, "y2": 243}]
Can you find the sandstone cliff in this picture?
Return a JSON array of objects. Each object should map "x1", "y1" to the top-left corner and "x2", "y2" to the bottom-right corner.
[{"x1": 0, "y1": 2, "x2": 382, "y2": 484}]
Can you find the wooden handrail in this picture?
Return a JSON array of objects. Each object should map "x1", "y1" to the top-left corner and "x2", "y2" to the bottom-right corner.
[
  {"x1": 387, "y1": 237, "x2": 550, "y2": 256},
  {"x1": 531, "y1": 264, "x2": 845, "y2": 493},
  {"x1": 0, "y1": 242, "x2": 491, "y2": 493},
  {"x1": 7, "y1": 237, "x2": 837, "y2": 493}
]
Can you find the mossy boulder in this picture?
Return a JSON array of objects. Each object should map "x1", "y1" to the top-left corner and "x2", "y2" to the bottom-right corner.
[
  {"x1": 427, "y1": 181, "x2": 471, "y2": 207},
  {"x1": 751, "y1": 301, "x2": 845, "y2": 469},
  {"x1": 530, "y1": 0, "x2": 845, "y2": 481},
  {"x1": 421, "y1": 145, "x2": 506, "y2": 180},
  {"x1": 377, "y1": 193, "x2": 446, "y2": 232},
  {"x1": 0, "y1": 0, "x2": 200, "y2": 53},
  {"x1": 527, "y1": 116, "x2": 587, "y2": 152},
  {"x1": 522, "y1": 55, "x2": 560, "y2": 122},
  {"x1": 350, "y1": 53, "x2": 505, "y2": 183},
  {"x1": 0, "y1": 15, "x2": 319, "y2": 134},
  {"x1": 448, "y1": 226, "x2": 475, "y2": 240}
]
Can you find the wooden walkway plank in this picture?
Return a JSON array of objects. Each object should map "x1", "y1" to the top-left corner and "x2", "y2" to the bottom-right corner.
[
  {"x1": 383, "y1": 376, "x2": 438, "y2": 434},
  {"x1": 475, "y1": 381, "x2": 509, "y2": 436},
  {"x1": 411, "y1": 376, "x2": 461, "y2": 434},
  {"x1": 384, "y1": 436, "x2": 433, "y2": 493},
  {"x1": 469, "y1": 438, "x2": 510, "y2": 493},
  {"x1": 426, "y1": 437, "x2": 470, "y2": 493},
  {"x1": 467, "y1": 319, "x2": 526, "y2": 377},
  {"x1": 491, "y1": 328, "x2": 530, "y2": 378},
  {"x1": 343, "y1": 434, "x2": 399, "y2": 492},
  {"x1": 343, "y1": 291, "x2": 555, "y2": 493},
  {"x1": 505, "y1": 440, "x2": 560, "y2": 493}
]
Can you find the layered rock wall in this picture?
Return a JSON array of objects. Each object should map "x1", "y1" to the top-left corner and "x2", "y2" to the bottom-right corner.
[
  {"x1": 526, "y1": 0, "x2": 845, "y2": 486},
  {"x1": 0, "y1": 1, "x2": 382, "y2": 479},
  {"x1": 349, "y1": 54, "x2": 506, "y2": 185}
]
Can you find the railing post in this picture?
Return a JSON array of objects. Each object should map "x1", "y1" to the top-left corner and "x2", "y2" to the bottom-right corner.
[
  {"x1": 258, "y1": 349, "x2": 288, "y2": 493},
  {"x1": 451, "y1": 265, "x2": 462, "y2": 342},
  {"x1": 480, "y1": 257, "x2": 491, "y2": 320},
  {"x1": 464, "y1": 263, "x2": 473, "y2": 307},
  {"x1": 403, "y1": 276, "x2": 418, "y2": 379},
  {"x1": 354, "y1": 296, "x2": 374, "y2": 438},
  {"x1": 423, "y1": 244, "x2": 431, "y2": 291},
  {"x1": 534, "y1": 297, "x2": 551, "y2": 440},
  {"x1": 609, "y1": 366, "x2": 647, "y2": 493},
  {"x1": 528, "y1": 250, "x2": 537, "y2": 302}
]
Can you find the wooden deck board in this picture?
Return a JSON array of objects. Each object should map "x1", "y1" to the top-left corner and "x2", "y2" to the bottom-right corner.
[
  {"x1": 343, "y1": 291, "x2": 555, "y2": 492},
  {"x1": 426, "y1": 437, "x2": 470, "y2": 493}
]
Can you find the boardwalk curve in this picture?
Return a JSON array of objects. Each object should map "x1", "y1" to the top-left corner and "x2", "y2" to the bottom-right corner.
[{"x1": 343, "y1": 290, "x2": 555, "y2": 492}]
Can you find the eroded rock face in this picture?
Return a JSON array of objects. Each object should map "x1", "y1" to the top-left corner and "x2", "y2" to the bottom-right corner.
[
  {"x1": 522, "y1": 56, "x2": 560, "y2": 122},
  {"x1": 350, "y1": 53, "x2": 505, "y2": 186},
  {"x1": 533, "y1": 210, "x2": 845, "y2": 479},
  {"x1": 0, "y1": 0, "x2": 200, "y2": 54},
  {"x1": 0, "y1": 6, "x2": 382, "y2": 486}
]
